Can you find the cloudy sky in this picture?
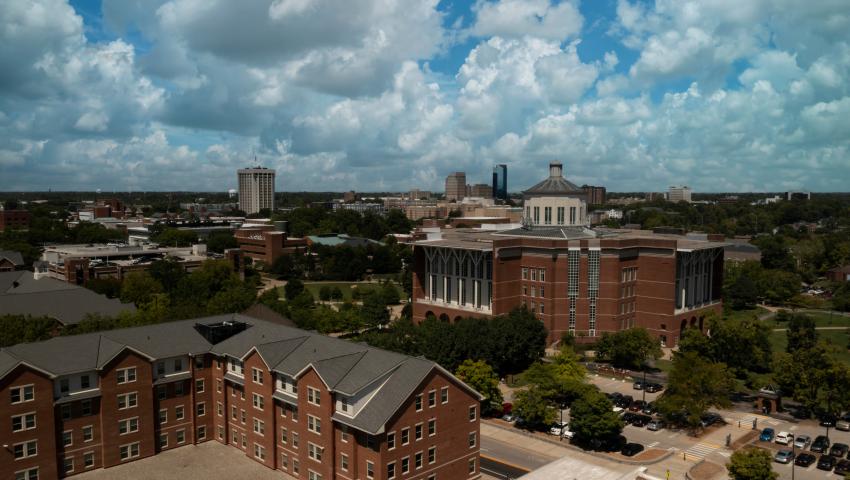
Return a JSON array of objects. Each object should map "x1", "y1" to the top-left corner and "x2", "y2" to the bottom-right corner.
[{"x1": 1, "y1": 0, "x2": 849, "y2": 193}]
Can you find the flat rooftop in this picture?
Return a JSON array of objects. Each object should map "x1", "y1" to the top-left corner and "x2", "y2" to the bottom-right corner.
[
  {"x1": 43, "y1": 244, "x2": 199, "y2": 258},
  {"x1": 414, "y1": 226, "x2": 725, "y2": 251}
]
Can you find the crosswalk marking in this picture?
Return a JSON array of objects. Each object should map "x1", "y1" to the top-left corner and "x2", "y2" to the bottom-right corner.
[
  {"x1": 647, "y1": 442, "x2": 659, "y2": 448},
  {"x1": 684, "y1": 442, "x2": 722, "y2": 460}
]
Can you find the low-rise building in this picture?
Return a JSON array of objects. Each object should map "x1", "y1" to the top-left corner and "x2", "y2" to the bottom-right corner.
[
  {"x1": 0, "y1": 209, "x2": 31, "y2": 231},
  {"x1": 0, "y1": 315, "x2": 483, "y2": 480},
  {"x1": 234, "y1": 225, "x2": 306, "y2": 265},
  {"x1": 827, "y1": 265, "x2": 850, "y2": 283},
  {"x1": 0, "y1": 250, "x2": 24, "y2": 271}
]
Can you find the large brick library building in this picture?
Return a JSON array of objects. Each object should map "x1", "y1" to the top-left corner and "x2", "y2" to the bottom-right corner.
[
  {"x1": 1, "y1": 316, "x2": 482, "y2": 480},
  {"x1": 412, "y1": 226, "x2": 724, "y2": 346}
]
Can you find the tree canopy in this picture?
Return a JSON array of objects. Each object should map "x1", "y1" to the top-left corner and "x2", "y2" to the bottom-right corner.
[
  {"x1": 727, "y1": 448, "x2": 778, "y2": 480},
  {"x1": 594, "y1": 327, "x2": 661, "y2": 370},
  {"x1": 455, "y1": 359, "x2": 503, "y2": 415},
  {"x1": 657, "y1": 351, "x2": 734, "y2": 428}
]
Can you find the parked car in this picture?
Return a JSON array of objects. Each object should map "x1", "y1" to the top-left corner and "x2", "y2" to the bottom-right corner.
[
  {"x1": 701, "y1": 412, "x2": 722, "y2": 428},
  {"x1": 633, "y1": 380, "x2": 644, "y2": 390},
  {"x1": 775, "y1": 431, "x2": 794, "y2": 445},
  {"x1": 790, "y1": 405, "x2": 811, "y2": 419},
  {"x1": 622, "y1": 412, "x2": 639, "y2": 424},
  {"x1": 835, "y1": 459, "x2": 850, "y2": 476},
  {"x1": 759, "y1": 428, "x2": 775, "y2": 442},
  {"x1": 774, "y1": 450, "x2": 795, "y2": 464},
  {"x1": 817, "y1": 454, "x2": 837, "y2": 471},
  {"x1": 836, "y1": 413, "x2": 850, "y2": 432},
  {"x1": 819, "y1": 414, "x2": 837, "y2": 427},
  {"x1": 615, "y1": 395, "x2": 633, "y2": 409},
  {"x1": 812, "y1": 435, "x2": 831, "y2": 453},
  {"x1": 795, "y1": 453, "x2": 816, "y2": 467},
  {"x1": 621, "y1": 443, "x2": 644, "y2": 457},
  {"x1": 793, "y1": 434, "x2": 811, "y2": 450},
  {"x1": 549, "y1": 421, "x2": 569, "y2": 436},
  {"x1": 647, "y1": 419, "x2": 665, "y2": 431},
  {"x1": 641, "y1": 402, "x2": 656, "y2": 415},
  {"x1": 632, "y1": 415, "x2": 652, "y2": 427},
  {"x1": 645, "y1": 383, "x2": 664, "y2": 393},
  {"x1": 502, "y1": 413, "x2": 517, "y2": 423},
  {"x1": 829, "y1": 443, "x2": 849, "y2": 458},
  {"x1": 629, "y1": 400, "x2": 647, "y2": 412},
  {"x1": 501, "y1": 402, "x2": 513, "y2": 415}
]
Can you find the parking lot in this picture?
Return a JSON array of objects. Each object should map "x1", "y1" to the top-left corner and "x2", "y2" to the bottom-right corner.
[
  {"x1": 589, "y1": 374, "x2": 850, "y2": 480},
  {"x1": 75, "y1": 441, "x2": 287, "y2": 480}
]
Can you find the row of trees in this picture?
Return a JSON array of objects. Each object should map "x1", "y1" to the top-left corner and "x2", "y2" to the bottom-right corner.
[
  {"x1": 269, "y1": 241, "x2": 411, "y2": 283},
  {"x1": 357, "y1": 307, "x2": 547, "y2": 376},
  {"x1": 273, "y1": 207, "x2": 413, "y2": 240}
]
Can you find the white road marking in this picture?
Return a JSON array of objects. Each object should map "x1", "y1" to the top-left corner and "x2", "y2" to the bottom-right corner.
[
  {"x1": 684, "y1": 442, "x2": 722, "y2": 459},
  {"x1": 647, "y1": 442, "x2": 659, "y2": 448}
]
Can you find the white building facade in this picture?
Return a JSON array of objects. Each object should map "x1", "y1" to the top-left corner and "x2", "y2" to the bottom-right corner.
[
  {"x1": 522, "y1": 163, "x2": 590, "y2": 227},
  {"x1": 237, "y1": 167, "x2": 276, "y2": 214}
]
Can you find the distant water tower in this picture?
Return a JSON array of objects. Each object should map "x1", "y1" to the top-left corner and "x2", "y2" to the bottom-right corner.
[{"x1": 228, "y1": 188, "x2": 237, "y2": 199}]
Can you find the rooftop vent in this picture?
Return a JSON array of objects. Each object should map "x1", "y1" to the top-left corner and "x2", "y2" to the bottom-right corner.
[
  {"x1": 195, "y1": 320, "x2": 249, "y2": 344},
  {"x1": 549, "y1": 162, "x2": 563, "y2": 178}
]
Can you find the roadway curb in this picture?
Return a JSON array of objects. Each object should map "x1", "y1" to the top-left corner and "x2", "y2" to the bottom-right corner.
[{"x1": 483, "y1": 420, "x2": 675, "y2": 466}]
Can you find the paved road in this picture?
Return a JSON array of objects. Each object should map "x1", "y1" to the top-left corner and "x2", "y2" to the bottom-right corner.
[
  {"x1": 480, "y1": 435, "x2": 556, "y2": 471},
  {"x1": 480, "y1": 456, "x2": 532, "y2": 480}
]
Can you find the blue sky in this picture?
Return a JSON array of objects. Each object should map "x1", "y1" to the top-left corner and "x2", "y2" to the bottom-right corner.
[{"x1": 1, "y1": 0, "x2": 849, "y2": 192}]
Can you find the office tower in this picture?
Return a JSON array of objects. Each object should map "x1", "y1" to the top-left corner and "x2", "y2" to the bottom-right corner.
[
  {"x1": 492, "y1": 164, "x2": 507, "y2": 200},
  {"x1": 668, "y1": 186, "x2": 692, "y2": 203},
  {"x1": 445, "y1": 172, "x2": 466, "y2": 201}
]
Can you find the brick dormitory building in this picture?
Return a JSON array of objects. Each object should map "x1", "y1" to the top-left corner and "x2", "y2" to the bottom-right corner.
[
  {"x1": 0, "y1": 315, "x2": 483, "y2": 480},
  {"x1": 411, "y1": 226, "x2": 725, "y2": 347}
]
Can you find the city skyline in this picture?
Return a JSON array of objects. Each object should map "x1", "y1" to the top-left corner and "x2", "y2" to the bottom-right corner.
[{"x1": 1, "y1": 0, "x2": 849, "y2": 194}]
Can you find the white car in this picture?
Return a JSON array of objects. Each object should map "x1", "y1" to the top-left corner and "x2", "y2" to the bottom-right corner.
[
  {"x1": 549, "y1": 421, "x2": 568, "y2": 436},
  {"x1": 775, "y1": 431, "x2": 794, "y2": 445}
]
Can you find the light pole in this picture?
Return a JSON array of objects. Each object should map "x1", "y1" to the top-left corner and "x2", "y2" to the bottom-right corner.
[
  {"x1": 791, "y1": 436, "x2": 795, "y2": 480},
  {"x1": 560, "y1": 402, "x2": 567, "y2": 441}
]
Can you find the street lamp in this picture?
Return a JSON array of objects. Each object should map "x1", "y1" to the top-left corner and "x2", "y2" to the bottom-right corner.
[{"x1": 560, "y1": 402, "x2": 567, "y2": 441}]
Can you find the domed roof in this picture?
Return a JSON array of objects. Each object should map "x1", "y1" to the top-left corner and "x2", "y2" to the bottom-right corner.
[{"x1": 523, "y1": 163, "x2": 584, "y2": 197}]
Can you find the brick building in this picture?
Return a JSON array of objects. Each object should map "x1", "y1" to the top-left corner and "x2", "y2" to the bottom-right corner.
[
  {"x1": 234, "y1": 225, "x2": 307, "y2": 265},
  {"x1": 0, "y1": 315, "x2": 482, "y2": 480},
  {"x1": 0, "y1": 209, "x2": 31, "y2": 232},
  {"x1": 411, "y1": 227, "x2": 724, "y2": 347}
]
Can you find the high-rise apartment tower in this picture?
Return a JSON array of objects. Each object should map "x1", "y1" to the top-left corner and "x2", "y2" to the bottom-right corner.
[{"x1": 237, "y1": 167, "x2": 276, "y2": 214}]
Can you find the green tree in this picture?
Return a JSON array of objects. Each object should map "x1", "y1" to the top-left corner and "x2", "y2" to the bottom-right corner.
[
  {"x1": 727, "y1": 448, "x2": 778, "y2": 480},
  {"x1": 380, "y1": 281, "x2": 401, "y2": 305},
  {"x1": 318, "y1": 285, "x2": 332, "y2": 301},
  {"x1": 85, "y1": 277, "x2": 123, "y2": 298},
  {"x1": 0, "y1": 315, "x2": 57, "y2": 347},
  {"x1": 657, "y1": 351, "x2": 734, "y2": 428},
  {"x1": 594, "y1": 328, "x2": 662, "y2": 370},
  {"x1": 148, "y1": 257, "x2": 186, "y2": 293},
  {"x1": 708, "y1": 315, "x2": 773, "y2": 374},
  {"x1": 207, "y1": 282, "x2": 256, "y2": 314},
  {"x1": 360, "y1": 291, "x2": 390, "y2": 328},
  {"x1": 489, "y1": 307, "x2": 547, "y2": 375},
  {"x1": 284, "y1": 279, "x2": 305, "y2": 300},
  {"x1": 153, "y1": 228, "x2": 198, "y2": 247},
  {"x1": 455, "y1": 359, "x2": 503, "y2": 415},
  {"x1": 569, "y1": 389, "x2": 624, "y2": 450},
  {"x1": 120, "y1": 272, "x2": 164, "y2": 306},
  {"x1": 206, "y1": 232, "x2": 237, "y2": 253},
  {"x1": 729, "y1": 274, "x2": 759, "y2": 309},
  {"x1": 330, "y1": 286, "x2": 344, "y2": 301},
  {"x1": 786, "y1": 314, "x2": 817, "y2": 353},
  {"x1": 513, "y1": 386, "x2": 556, "y2": 429}
]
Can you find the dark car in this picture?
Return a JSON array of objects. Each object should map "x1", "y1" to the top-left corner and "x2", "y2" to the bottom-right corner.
[
  {"x1": 812, "y1": 435, "x2": 831, "y2": 453},
  {"x1": 615, "y1": 395, "x2": 633, "y2": 409},
  {"x1": 829, "y1": 443, "x2": 849, "y2": 458},
  {"x1": 790, "y1": 405, "x2": 811, "y2": 419},
  {"x1": 607, "y1": 392, "x2": 623, "y2": 401},
  {"x1": 633, "y1": 380, "x2": 645, "y2": 390},
  {"x1": 629, "y1": 400, "x2": 647, "y2": 412},
  {"x1": 835, "y1": 459, "x2": 850, "y2": 476},
  {"x1": 795, "y1": 453, "x2": 816, "y2": 467},
  {"x1": 621, "y1": 443, "x2": 644, "y2": 457},
  {"x1": 820, "y1": 414, "x2": 837, "y2": 427},
  {"x1": 632, "y1": 415, "x2": 652, "y2": 427},
  {"x1": 641, "y1": 402, "x2": 656, "y2": 415},
  {"x1": 700, "y1": 412, "x2": 722, "y2": 428},
  {"x1": 622, "y1": 412, "x2": 638, "y2": 424},
  {"x1": 817, "y1": 454, "x2": 837, "y2": 471},
  {"x1": 645, "y1": 383, "x2": 664, "y2": 393}
]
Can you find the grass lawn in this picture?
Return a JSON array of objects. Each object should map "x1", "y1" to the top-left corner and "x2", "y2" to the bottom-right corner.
[
  {"x1": 279, "y1": 281, "x2": 404, "y2": 302},
  {"x1": 763, "y1": 311, "x2": 850, "y2": 329},
  {"x1": 723, "y1": 306, "x2": 770, "y2": 322},
  {"x1": 769, "y1": 329, "x2": 850, "y2": 365}
]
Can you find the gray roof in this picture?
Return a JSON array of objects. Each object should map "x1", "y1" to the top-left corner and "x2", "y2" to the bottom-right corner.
[
  {"x1": 0, "y1": 271, "x2": 136, "y2": 324},
  {"x1": 523, "y1": 173, "x2": 584, "y2": 197},
  {"x1": 0, "y1": 250, "x2": 24, "y2": 266},
  {"x1": 1, "y1": 313, "x2": 482, "y2": 435},
  {"x1": 494, "y1": 226, "x2": 598, "y2": 240}
]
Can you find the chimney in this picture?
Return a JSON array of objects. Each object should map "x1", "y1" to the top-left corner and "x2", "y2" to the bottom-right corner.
[{"x1": 549, "y1": 162, "x2": 563, "y2": 178}]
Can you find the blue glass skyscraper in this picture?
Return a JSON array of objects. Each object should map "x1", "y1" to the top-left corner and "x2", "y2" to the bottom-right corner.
[{"x1": 492, "y1": 164, "x2": 507, "y2": 200}]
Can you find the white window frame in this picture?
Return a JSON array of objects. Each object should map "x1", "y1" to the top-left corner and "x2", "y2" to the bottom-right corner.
[
  {"x1": 119, "y1": 442, "x2": 140, "y2": 461},
  {"x1": 196, "y1": 401, "x2": 206, "y2": 417},
  {"x1": 118, "y1": 392, "x2": 138, "y2": 410},
  {"x1": 83, "y1": 425, "x2": 94, "y2": 442},
  {"x1": 118, "y1": 417, "x2": 139, "y2": 435},
  {"x1": 13, "y1": 440, "x2": 38, "y2": 459},
  {"x1": 252, "y1": 367, "x2": 264, "y2": 385},
  {"x1": 116, "y1": 367, "x2": 136, "y2": 384},
  {"x1": 10, "y1": 384, "x2": 35, "y2": 404},
  {"x1": 12, "y1": 412, "x2": 37, "y2": 432},
  {"x1": 307, "y1": 387, "x2": 321, "y2": 406},
  {"x1": 307, "y1": 414, "x2": 321, "y2": 434},
  {"x1": 253, "y1": 418, "x2": 265, "y2": 436},
  {"x1": 441, "y1": 386, "x2": 448, "y2": 404},
  {"x1": 252, "y1": 393, "x2": 264, "y2": 411}
]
